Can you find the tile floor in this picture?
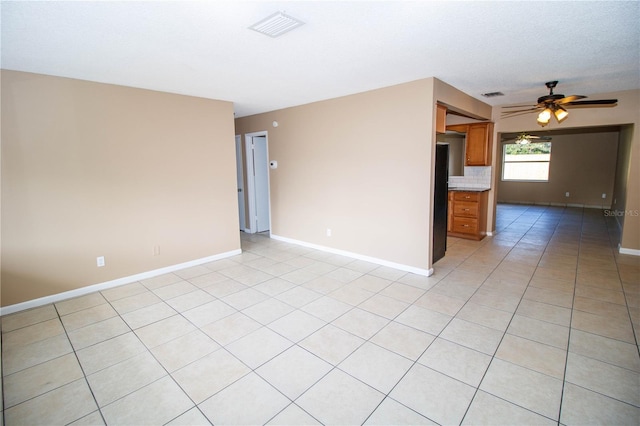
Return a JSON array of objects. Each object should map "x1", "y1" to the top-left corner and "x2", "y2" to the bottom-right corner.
[{"x1": 1, "y1": 204, "x2": 639, "y2": 425}]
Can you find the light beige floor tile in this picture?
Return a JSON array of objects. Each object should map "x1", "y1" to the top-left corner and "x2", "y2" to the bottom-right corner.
[
  {"x1": 60, "y1": 303, "x2": 118, "y2": 332},
  {"x1": 369, "y1": 266, "x2": 407, "y2": 281},
  {"x1": 55, "y1": 293, "x2": 108, "y2": 316},
  {"x1": 165, "y1": 407, "x2": 211, "y2": 425},
  {"x1": 226, "y1": 326, "x2": 293, "y2": 369},
  {"x1": 280, "y1": 269, "x2": 319, "y2": 285},
  {"x1": 200, "y1": 312, "x2": 262, "y2": 346},
  {"x1": 202, "y1": 279, "x2": 247, "y2": 298},
  {"x1": 349, "y1": 274, "x2": 392, "y2": 292},
  {"x1": 339, "y1": 342, "x2": 413, "y2": 393},
  {"x1": 222, "y1": 287, "x2": 269, "y2": 310},
  {"x1": 256, "y1": 261, "x2": 296, "y2": 277},
  {"x1": 370, "y1": 321, "x2": 435, "y2": 361},
  {"x1": 524, "y1": 286, "x2": 574, "y2": 309},
  {"x1": 571, "y1": 309, "x2": 635, "y2": 343},
  {"x1": 569, "y1": 329, "x2": 640, "y2": 372},
  {"x1": 573, "y1": 295, "x2": 630, "y2": 319},
  {"x1": 390, "y1": 363, "x2": 475, "y2": 425},
  {"x1": 199, "y1": 372, "x2": 289, "y2": 425},
  {"x1": 508, "y1": 314, "x2": 570, "y2": 350},
  {"x1": 267, "y1": 403, "x2": 321, "y2": 425},
  {"x1": 68, "y1": 410, "x2": 106, "y2": 426},
  {"x1": 174, "y1": 265, "x2": 212, "y2": 280},
  {"x1": 87, "y1": 351, "x2": 166, "y2": 407},
  {"x1": 135, "y1": 314, "x2": 196, "y2": 348},
  {"x1": 418, "y1": 338, "x2": 491, "y2": 387},
  {"x1": 469, "y1": 288, "x2": 522, "y2": 312},
  {"x1": 165, "y1": 289, "x2": 215, "y2": 312},
  {"x1": 325, "y1": 267, "x2": 363, "y2": 284},
  {"x1": 297, "y1": 369, "x2": 384, "y2": 425},
  {"x1": 328, "y1": 285, "x2": 375, "y2": 306},
  {"x1": 151, "y1": 280, "x2": 198, "y2": 300},
  {"x1": 395, "y1": 305, "x2": 452, "y2": 335},
  {"x1": 380, "y1": 282, "x2": 426, "y2": 303},
  {"x1": 463, "y1": 390, "x2": 556, "y2": 425},
  {"x1": 121, "y1": 301, "x2": 177, "y2": 329},
  {"x1": 358, "y1": 294, "x2": 409, "y2": 319},
  {"x1": 3, "y1": 353, "x2": 84, "y2": 408},
  {"x1": 495, "y1": 334, "x2": 566, "y2": 379},
  {"x1": 139, "y1": 272, "x2": 183, "y2": 290},
  {"x1": 101, "y1": 282, "x2": 147, "y2": 302},
  {"x1": 2, "y1": 334, "x2": 73, "y2": 375},
  {"x1": 4, "y1": 379, "x2": 97, "y2": 426},
  {"x1": 565, "y1": 352, "x2": 640, "y2": 407},
  {"x1": 413, "y1": 291, "x2": 466, "y2": 316},
  {"x1": 68, "y1": 316, "x2": 129, "y2": 350},
  {"x1": 440, "y1": 318, "x2": 503, "y2": 355},
  {"x1": 101, "y1": 376, "x2": 193, "y2": 425},
  {"x1": 172, "y1": 349, "x2": 250, "y2": 403},
  {"x1": 110, "y1": 290, "x2": 161, "y2": 315},
  {"x1": 2, "y1": 318, "x2": 65, "y2": 348},
  {"x1": 268, "y1": 310, "x2": 325, "y2": 342},
  {"x1": 302, "y1": 275, "x2": 346, "y2": 295},
  {"x1": 299, "y1": 324, "x2": 365, "y2": 365},
  {"x1": 515, "y1": 299, "x2": 571, "y2": 326},
  {"x1": 75, "y1": 332, "x2": 146, "y2": 375},
  {"x1": 1, "y1": 305, "x2": 58, "y2": 332},
  {"x1": 253, "y1": 277, "x2": 298, "y2": 296},
  {"x1": 345, "y1": 260, "x2": 380, "y2": 274},
  {"x1": 242, "y1": 298, "x2": 295, "y2": 324},
  {"x1": 560, "y1": 382, "x2": 640, "y2": 425},
  {"x1": 256, "y1": 345, "x2": 332, "y2": 399},
  {"x1": 301, "y1": 296, "x2": 352, "y2": 322},
  {"x1": 364, "y1": 397, "x2": 435, "y2": 425},
  {"x1": 235, "y1": 270, "x2": 274, "y2": 286},
  {"x1": 480, "y1": 358, "x2": 563, "y2": 420},
  {"x1": 275, "y1": 286, "x2": 323, "y2": 308},
  {"x1": 151, "y1": 330, "x2": 220, "y2": 372},
  {"x1": 456, "y1": 302, "x2": 513, "y2": 331},
  {"x1": 182, "y1": 300, "x2": 236, "y2": 328},
  {"x1": 188, "y1": 271, "x2": 231, "y2": 289},
  {"x1": 332, "y1": 308, "x2": 389, "y2": 340}
]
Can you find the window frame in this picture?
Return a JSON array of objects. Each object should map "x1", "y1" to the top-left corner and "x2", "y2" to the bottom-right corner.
[{"x1": 501, "y1": 142, "x2": 552, "y2": 182}]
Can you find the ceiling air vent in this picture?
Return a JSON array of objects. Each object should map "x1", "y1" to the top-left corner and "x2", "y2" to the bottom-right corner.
[
  {"x1": 249, "y1": 12, "x2": 305, "y2": 38},
  {"x1": 481, "y1": 91, "x2": 505, "y2": 98}
]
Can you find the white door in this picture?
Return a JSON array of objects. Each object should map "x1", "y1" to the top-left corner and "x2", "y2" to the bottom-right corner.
[
  {"x1": 252, "y1": 136, "x2": 270, "y2": 232},
  {"x1": 235, "y1": 136, "x2": 246, "y2": 230}
]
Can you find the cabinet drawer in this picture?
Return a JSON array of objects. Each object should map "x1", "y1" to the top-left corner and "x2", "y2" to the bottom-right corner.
[
  {"x1": 452, "y1": 217, "x2": 478, "y2": 234},
  {"x1": 454, "y1": 201, "x2": 479, "y2": 218},
  {"x1": 453, "y1": 191, "x2": 479, "y2": 202}
]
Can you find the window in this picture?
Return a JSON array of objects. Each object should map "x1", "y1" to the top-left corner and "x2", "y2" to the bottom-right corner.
[{"x1": 502, "y1": 142, "x2": 552, "y2": 181}]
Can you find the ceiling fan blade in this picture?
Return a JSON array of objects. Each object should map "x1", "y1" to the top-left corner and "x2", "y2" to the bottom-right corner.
[
  {"x1": 564, "y1": 99, "x2": 618, "y2": 106},
  {"x1": 501, "y1": 107, "x2": 540, "y2": 115},
  {"x1": 501, "y1": 110, "x2": 542, "y2": 119},
  {"x1": 556, "y1": 95, "x2": 586, "y2": 104},
  {"x1": 502, "y1": 104, "x2": 538, "y2": 108}
]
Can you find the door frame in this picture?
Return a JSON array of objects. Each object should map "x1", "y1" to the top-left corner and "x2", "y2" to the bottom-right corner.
[
  {"x1": 244, "y1": 130, "x2": 272, "y2": 234},
  {"x1": 235, "y1": 135, "x2": 247, "y2": 232}
]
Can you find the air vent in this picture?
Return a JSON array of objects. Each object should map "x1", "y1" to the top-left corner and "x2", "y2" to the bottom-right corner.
[
  {"x1": 481, "y1": 91, "x2": 505, "y2": 98},
  {"x1": 249, "y1": 12, "x2": 305, "y2": 38}
]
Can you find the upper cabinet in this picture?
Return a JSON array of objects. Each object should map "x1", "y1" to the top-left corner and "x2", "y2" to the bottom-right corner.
[
  {"x1": 446, "y1": 122, "x2": 493, "y2": 166},
  {"x1": 436, "y1": 104, "x2": 447, "y2": 134}
]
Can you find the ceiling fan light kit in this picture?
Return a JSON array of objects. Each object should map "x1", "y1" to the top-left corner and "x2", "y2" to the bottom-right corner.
[{"x1": 503, "y1": 81, "x2": 617, "y2": 127}]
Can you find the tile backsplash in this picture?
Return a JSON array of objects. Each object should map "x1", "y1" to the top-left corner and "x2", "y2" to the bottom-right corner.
[{"x1": 449, "y1": 166, "x2": 491, "y2": 188}]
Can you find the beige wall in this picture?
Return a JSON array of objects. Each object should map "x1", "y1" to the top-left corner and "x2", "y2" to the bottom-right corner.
[
  {"x1": 492, "y1": 89, "x2": 640, "y2": 251},
  {"x1": 612, "y1": 125, "x2": 633, "y2": 233},
  {"x1": 497, "y1": 130, "x2": 619, "y2": 207},
  {"x1": 1, "y1": 70, "x2": 240, "y2": 307},
  {"x1": 236, "y1": 79, "x2": 435, "y2": 271}
]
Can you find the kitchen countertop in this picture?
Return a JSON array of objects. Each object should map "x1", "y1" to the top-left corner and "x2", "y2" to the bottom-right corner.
[{"x1": 448, "y1": 187, "x2": 490, "y2": 192}]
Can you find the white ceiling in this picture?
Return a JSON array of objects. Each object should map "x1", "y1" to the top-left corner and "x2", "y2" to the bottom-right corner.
[{"x1": 2, "y1": 1, "x2": 639, "y2": 118}]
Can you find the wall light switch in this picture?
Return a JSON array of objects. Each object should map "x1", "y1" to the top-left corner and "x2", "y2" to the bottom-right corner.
[
  {"x1": 602, "y1": 193, "x2": 606, "y2": 199},
  {"x1": 565, "y1": 192, "x2": 570, "y2": 197},
  {"x1": 326, "y1": 228, "x2": 332, "y2": 237},
  {"x1": 97, "y1": 256, "x2": 105, "y2": 267}
]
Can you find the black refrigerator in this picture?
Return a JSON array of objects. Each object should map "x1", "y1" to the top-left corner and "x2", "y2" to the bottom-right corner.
[{"x1": 433, "y1": 143, "x2": 449, "y2": 263}]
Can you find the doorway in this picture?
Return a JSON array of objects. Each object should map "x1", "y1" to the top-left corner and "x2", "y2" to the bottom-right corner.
[
  {"x1": 244, "y1": 131, "x2": 271, "y2": 234},
  {"x1": 235, "y1": 135, "x2": 246, "y2": 231}
]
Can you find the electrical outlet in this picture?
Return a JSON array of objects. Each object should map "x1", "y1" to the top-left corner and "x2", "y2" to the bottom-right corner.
[
  {"x1": 326, "y1": 228, "x2": 332, "y2": 237},
  {"x1": 565, "y1": 192, "x2": 570, "y2": 197},
  {"x1": 153, "y1": 245, "x2": 160, "y2": 256},
  {"x1": 96, "y1": 256, "x2": 105, "y2": 267},
  {"x1": 602, "y1": 193, "x2": 606, "y2": 199}
]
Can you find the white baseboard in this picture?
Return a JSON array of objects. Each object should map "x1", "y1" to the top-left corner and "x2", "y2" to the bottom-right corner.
[
  {"x1": 0, "y1": 249, "x2": 242, "y2": 316},
  {"x1": 270, "y1": 234, "x2": 433, "y2": 277},
  {"x1": 619, "y1": 246, "x2": 640, "y2": 256}
]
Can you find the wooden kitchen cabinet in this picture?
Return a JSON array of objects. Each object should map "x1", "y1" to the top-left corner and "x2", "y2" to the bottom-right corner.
[
  {"x1": 447, "y1": 190, "x2": 488, "y2": 240},
  {"x1": 445, "y1": 122, "x2": 493, "y2": 166},
  {"x1": 436, "y1": 104, "x2": 447, "y2": 134}
]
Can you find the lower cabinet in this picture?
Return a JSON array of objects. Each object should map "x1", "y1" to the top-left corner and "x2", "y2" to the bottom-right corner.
[{"x1": 447, "y1": 190, "x2": 488, "y2": 240}]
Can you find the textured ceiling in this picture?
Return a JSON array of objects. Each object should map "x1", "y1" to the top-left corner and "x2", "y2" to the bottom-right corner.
[{"x1": 2, "y1": 1, "x2": 639, "y2": 118}]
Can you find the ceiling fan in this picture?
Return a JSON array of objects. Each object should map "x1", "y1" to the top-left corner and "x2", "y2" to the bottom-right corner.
[
  {"x1": 502, "y1": 81, "x2": 618, "y2": 127},
  {"x1": 503, "y1": 133, "x2": 552, "y2": 145}
]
